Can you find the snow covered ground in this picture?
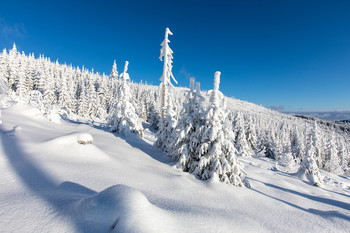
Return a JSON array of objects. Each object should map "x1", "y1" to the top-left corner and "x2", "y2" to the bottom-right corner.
[{"x1": 0, "y1": 103, "x2": 350, "y2": 233}]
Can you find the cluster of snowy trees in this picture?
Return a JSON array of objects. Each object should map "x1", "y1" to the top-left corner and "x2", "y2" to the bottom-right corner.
[
  {"x1": 0, "y1": 43, "x2": 349, "y2": 187},
  {"x1": 162, "y1": 74, "x2": 250, "y2": 186}
]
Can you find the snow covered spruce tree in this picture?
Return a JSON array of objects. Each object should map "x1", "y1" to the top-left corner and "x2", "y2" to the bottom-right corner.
[
  {"x1": 154, "y1": 88, "x2": 177, "y2": 152},
  {"x1": 0, "y1": 73, "x2": 9, "y2": 125},
  {"x1": 108, "y1": 61, "x2": 143, "y2": 137},
  {"x1": 169, "y1": 77, "x2": 204, "y2": 169},
  {"x1": 192, "y1": 72, "x2": 249, "y2": 187},
  {"x1": 245, "y1": 115, "x2": 258, "y2": 154},
  {"x1": 155, "y1": 27, "x2": 178, "y2": 149},
  {"x1": 299, "y1": 127, "x2": 322, "y2": 186},
  {"x1": 109, "y1": 60, "x2": 119, "y2": 111},
  {"x1": 312, "y1": 121, "x2": 323, "y2": 168},
  {"x1": 159, "y1": 27, "x2": 177, "y2": 118},
  {"x1": 233, "y1": 111, "x2": 251, "y2": 157},
  {"x1": 324, "y1": 132, "x2": 343, "y2": 175}
]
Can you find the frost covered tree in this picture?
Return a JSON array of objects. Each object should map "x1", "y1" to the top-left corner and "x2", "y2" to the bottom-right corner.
[
  {"x1": 245, "y1": 115, "x2": 257, "y2": 154},
  {"x1": 110, "y1": 60, "x2": 119, "y2": 100},
  {"x1": 43, "y1": 70, "x2": 56, "y2": 113},
  {"x1": 77, "y1": 79, "x2": 88, "y2": 117},
  {"x1": 324, "y1": 133, "x2": 343, "y2": 175},
  {"x1": 0, "y1": 72, "x2": 9, "y2": 124},
  {"x1": 154, "y1": 87, "x2": 177, "y2": 152},
  {"x1": 192, "y1": 72, "x2": 249, "y2": 187},
  {"x1": 299, "y1": 130, "x2": 322, "y2": 186},
  {"x1": 312, "y1": 121, "x2": 323, "y2": 168},
  {"x1": 234, "y1": 111, "x2": 251, "y2": 157},
  {"x1": 337, "y1": 138, "x2": 347, "y2": 170},
  {"x1": 291, "y1": 125, "x2": 305, "y2": 163},
  {"x1": 159, "y1": 27, "x2": 177, "y2": 117},
  {"x1": 169, "y1": 77, "x2": 204, "y2": 169},
  {"x1": 108, "y1": 61, "x2": 143, "y2": 137},
  {"x1": 16, "y1": 55, "x2": 28, "y2": 102}
]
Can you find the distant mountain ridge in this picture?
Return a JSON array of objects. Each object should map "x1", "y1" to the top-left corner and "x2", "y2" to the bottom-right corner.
[{"x1": 284, "y1": 111, "x2": 350, "y2": 122}]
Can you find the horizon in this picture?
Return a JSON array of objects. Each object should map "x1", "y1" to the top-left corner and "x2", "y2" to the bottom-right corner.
[{"x1": 1, "y1": 0, "x2": 349, "y2": 112}]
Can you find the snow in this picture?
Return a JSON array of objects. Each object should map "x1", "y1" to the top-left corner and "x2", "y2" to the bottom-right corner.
[
  {"x1": 77, "y1": 133, "x2": 93, "y2": 145},
  {"x1": 0, "y1": 103, "x2": 350, "y2": 232}
]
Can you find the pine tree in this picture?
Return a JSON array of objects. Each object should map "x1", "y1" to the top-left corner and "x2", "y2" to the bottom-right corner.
[
  {"x1": 169, "y1": 77, "x2": 204, "y2": 169},
  {"x1": 192, "y1": 72, "x2": 249, "y2": 187},
  {"x1": 312, "y1": 121, "x2": 323, "y2": 168},
  {"x1": 110, "y1": 60, "x2": 119, "y2": 100},
  {"x1": 299, "y1": 131, "x2": 322, "y2": 186},
  {"x1": 109, "y1": 61, "x2": 143, "y2": 136},
  {"x1": 16, "y1": 55, "x2": 28, "y2": 102},
  {"x1": 0, "y1": 69, "x2": 9, "y2": 125},
  {"x1": 155, "y1": 90, "x2": 177, "y2": 152},
  {"x1": 78, "y1": 78, "x2": 89, "y2": 118},
  {"x1": 159, "y1": 27, "x2": 177, "y2": 117},
  {"x1": 245, "y1": 115, "x2": 257, "y2": 154},
  {"x1": 324, "y1": 133, "x2": 343, "y2": 175},
  {"x1": 291, "y1": 125, "x2": 305, "y2": 163},
  {"x1": 86, "y1": 77, "x2": 99, "y2": 118},
  {"x1": 43, "y1": 70, "x2": 56, "y2": 113},
  {"x1": 234, "y1": 111, "x2": 251, "y2": 157},
  {"x1": 8, "y1": 43, "x2": 19, "y2": 92}
]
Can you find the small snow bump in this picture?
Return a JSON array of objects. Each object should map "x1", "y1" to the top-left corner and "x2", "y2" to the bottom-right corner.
[{"x1": 77, "y1": 133, "x2": 93, "y2": 145}]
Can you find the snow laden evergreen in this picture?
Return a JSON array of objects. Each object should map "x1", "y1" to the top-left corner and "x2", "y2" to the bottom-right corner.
[
  {"x1": 245, "y1": 115, "x2": 258, "y2": 153},
  {"x1": 299, "y1": 124, "x2": 323, "y2": 186},
  {"x1": 169, "y1": 77, "x2": 204, "y2": 169},
  {"x1": 108, "y1": 61, "x2": 143, "y2": 137},
  {"x1": 324, "y1": 132, "x2": 343, "y2": 175},
  {"x1": 110, "y1": 60, "x2": 119, "y2": 108},
  {"x1": 0, "y1": 71, "x2": 9, "y2": 124},
  {"x1": 233, "y1": 111, "x2": 251, "y2": 157},
  {"x1": 154, "y1": 89, "x2": 177, "y2": 152},
  {"x1": 154, "y1": 27, "x2": 178, "y2": 151},
  {"x1": 312, "y1": 121, "x2": 323, "y2": 168},
  {"x1": 193, "y1": 72, "x2": 249, "y2": 187},
  {"x1": 159, "y1": 27, "x2": 177, "y2": 117}
]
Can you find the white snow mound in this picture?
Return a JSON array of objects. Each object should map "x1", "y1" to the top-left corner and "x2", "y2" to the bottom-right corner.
[
  {"x1": 8, "y1": 125, "x2": 21, "y2": 136},
  {"x1": 75, "y1": 184, "x2": 176, "y2": 233},
  {"x1": 77, "y1": 133, "x2": 93, "y2": 145}
]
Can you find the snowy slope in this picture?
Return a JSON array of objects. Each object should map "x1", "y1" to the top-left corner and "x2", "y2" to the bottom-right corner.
[{"x1": 0, "y1": 103, "x2": 350, "y2": 233}]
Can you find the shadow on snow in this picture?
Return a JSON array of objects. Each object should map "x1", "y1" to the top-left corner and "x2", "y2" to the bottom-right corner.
[
  {"x1": 0, "y1": 128, "x2": 98, "y2": 233},
  {"x1": 249, "y1": 178, "x2": 350, "y2": 221}
]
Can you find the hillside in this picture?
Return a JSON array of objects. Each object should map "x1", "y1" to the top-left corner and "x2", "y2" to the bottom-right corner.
[
  {"x1": 0, "y1": 103, "x2": 350, "y2": 232},
  {"x1": 0, "y1": 45, "x2": 349, "y2": 178}
]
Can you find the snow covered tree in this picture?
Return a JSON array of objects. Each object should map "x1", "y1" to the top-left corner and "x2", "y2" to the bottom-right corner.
[
  {"x1": 16, "y1": 56, "x2": 28, "y2": 102},
  {"x1": 291, "y1": 125, "x2": 305, "y2": 163},
  {"x1": 245, "y1": 115, "x2": 257, "y2": 154},
  {"x1": 154, "y1": 89, "x2": 177, "y2": 152},
  {"x1": 108, "y1": 61, "x2": 143, "y2": 137},
  {"x1": 169, "y1": 77, "x2": 204, "y2": 169},
  {"x1": 110, "y1": 60, "x2": 119, "y2": 100},
  {"x1": 299, "y1": 131, "x2": 322, "y2": 186},
  {"x1": 0, "y1": 72, "x2": 9, "y2": 125},
  {"x1": 43, "y1": 70, "x2": 56, "y2": 114},
  {"x1": 86, "y1": 77, "x2": 99, "y2": 118},
  {"x1": 192, "y1": 72, "x2": 249, "y2": 187},
  {"x1": 159, "y1": 27, "x2": 177, "y2": 117},
  {"x1": 110, "y1": 60, "x2": 118, "y2": 80},
  {"x1": 234, "y1": 111, "x2": 251, "y2": 157},
  {"x1": 324, "y1": 132, "x2": 343, "y2": 175},
  {"x1": 28, "y1": 90, "x2": 44, "y2": 111},
  {"x1": 337, "y1": 138, "x2": 347, "y2": 170},
  {"x1": 312, "y1": 121, "x2": 323, "y2": 168}
]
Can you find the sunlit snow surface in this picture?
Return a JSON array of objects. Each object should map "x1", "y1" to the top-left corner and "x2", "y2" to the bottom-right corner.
[{"x1": 0, "y1": 104, "x2": 349, "y2": 233}]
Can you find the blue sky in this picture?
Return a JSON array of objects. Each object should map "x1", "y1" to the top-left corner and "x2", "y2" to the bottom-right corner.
[{"x1": 1, "y1": 0, "x2": 349, "y2": 111}]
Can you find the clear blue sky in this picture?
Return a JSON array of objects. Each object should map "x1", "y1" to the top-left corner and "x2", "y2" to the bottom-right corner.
[{"x1": 1, "y1": 0, "x2": 349, "y2": 111}]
